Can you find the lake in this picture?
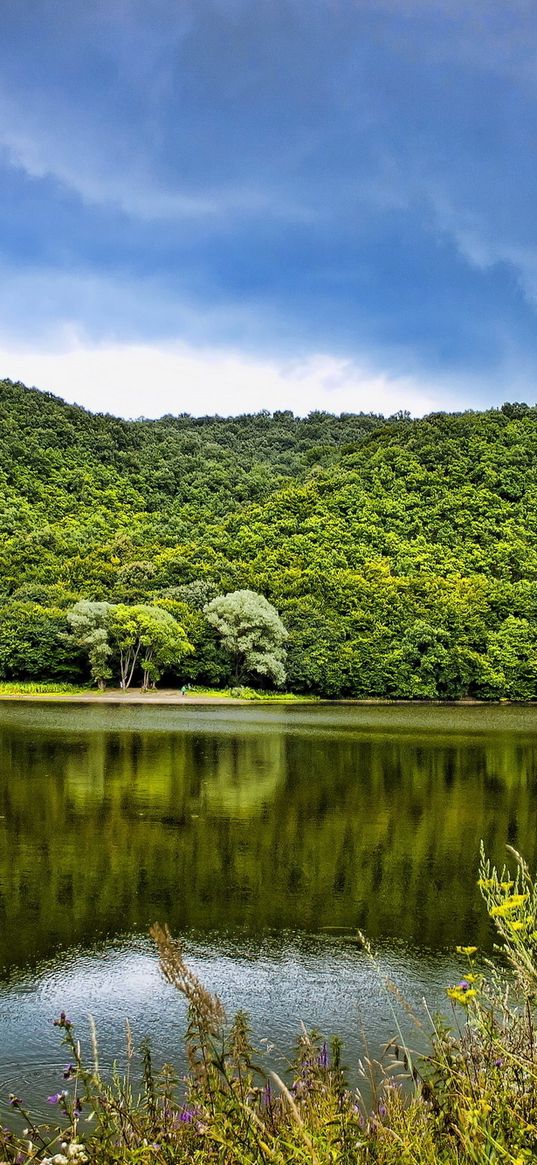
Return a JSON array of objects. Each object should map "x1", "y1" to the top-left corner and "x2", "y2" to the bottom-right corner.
[{"x1": 1, "y1": 699, "x2": 537, "y2": 1113}]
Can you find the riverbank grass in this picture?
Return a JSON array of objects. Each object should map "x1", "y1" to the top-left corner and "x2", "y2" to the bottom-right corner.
[
  {"x1": 0, "y1": 681, "x2": 320, "y2": 701},
  {"x1": 0, "y1": 682, "x2": 89, "y2": 695},
  {"x1": 3, "y1": 848, "x2": 537, "y2": 1163}
]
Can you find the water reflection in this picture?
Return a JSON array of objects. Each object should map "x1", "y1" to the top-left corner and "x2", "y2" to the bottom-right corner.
[{"x1": 1, "y1": 703, "x2": 537, "y2": 972}]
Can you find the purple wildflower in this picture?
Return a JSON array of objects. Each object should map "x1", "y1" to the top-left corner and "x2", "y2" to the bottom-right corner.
[
  {"x1": 63, "y1": 1063, "x2": 75, "y2": 1079},
  {"x1": 378, "y1": 1103, "x2": 387, "y2": 1118},
  {"x1": 179, "y1": 1108, "x2": 195, "y2": 1123},
  {"x1": 47, "y1": 1091, "x2": 67, "y2": 1105},
  {"x1": 318, "y1": 1042, "x2": 328, "y2": 1070},
  {"x1": 493, "y1": 1057, "x2": 504, "y2": 1068},
  {"x1": 54, "y1": 1012, "x2": 72, "y2": 1028},
  {"x1": 457, "y1": 980, "x2": 470, "y2": 992},
  {"x1": 262, "y1": 1082, "x2": 272, "y2": 1108}
]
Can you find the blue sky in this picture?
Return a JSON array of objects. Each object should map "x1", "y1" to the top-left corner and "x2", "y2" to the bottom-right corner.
[{"x1": 0, "y1": 0, "x2": 535, "y2": 417}]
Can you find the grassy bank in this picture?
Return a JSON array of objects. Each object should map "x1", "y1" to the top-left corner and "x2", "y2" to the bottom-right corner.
[
  {"x1": 0, "y1": 682, "x2": 90, "y2": 695},
  {"x1": 0, "y1": 682, "x2": 320, "y2": 702},
  {"x1": 2, "y1": 849, "x2": 537, "y2": 1163}
]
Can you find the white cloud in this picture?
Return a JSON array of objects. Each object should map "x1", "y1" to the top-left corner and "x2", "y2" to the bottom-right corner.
[{"x1": 0, "y1": 338, "x2": 447, "y2": 419}]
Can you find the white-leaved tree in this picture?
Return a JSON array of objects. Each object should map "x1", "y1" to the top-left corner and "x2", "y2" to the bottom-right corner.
[
  {"x1": 67, "y1": 600, "x2": 113, "y2": 689},
  {"x1": 204, "y1": 589, "x2": 287, "y2": 686}
]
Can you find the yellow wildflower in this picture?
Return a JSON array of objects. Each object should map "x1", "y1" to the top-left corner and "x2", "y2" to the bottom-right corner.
[
  {"x1": 447, "y1": 986, "x2": 476, "y2": 1005},
  {"x1": 490, "y1": 894, "x2": 529, "y2": 917}
]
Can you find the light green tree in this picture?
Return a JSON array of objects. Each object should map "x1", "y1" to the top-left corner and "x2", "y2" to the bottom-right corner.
[
  {"x1": 109, "y1": 604, "x2": 192, "y2": 690},
  {"x1": 204, "y1": 589, "x2": 287, "y2": 686},
  {"x1": 67, "y1": 600, "x2": 113, "y2": 689}
]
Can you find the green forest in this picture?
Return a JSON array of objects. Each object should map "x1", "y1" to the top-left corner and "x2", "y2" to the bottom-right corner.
[{"x1": 2, "y1": 377, "x2": 537, "y2": 699}]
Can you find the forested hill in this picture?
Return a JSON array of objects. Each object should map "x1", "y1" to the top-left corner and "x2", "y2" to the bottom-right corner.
[
  {"x1": 2, "y1": 378, "x2": 537, "y2": 699},
  {"x1": 0, "y1": 378, "x2": 383, "y2": 524}
]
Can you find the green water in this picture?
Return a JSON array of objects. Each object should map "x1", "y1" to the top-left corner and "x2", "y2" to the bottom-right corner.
[{"x1": 1, "y1": 700, "x2": 537, "y2": 1106}]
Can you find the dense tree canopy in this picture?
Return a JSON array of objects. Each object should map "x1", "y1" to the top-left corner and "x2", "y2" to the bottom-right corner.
[
  {"x1": 2, "y1": 379, "x2": 537, "y2": 697},
  {"x1": 204, "y1": 590, "x2": 287, "y2": 686}
]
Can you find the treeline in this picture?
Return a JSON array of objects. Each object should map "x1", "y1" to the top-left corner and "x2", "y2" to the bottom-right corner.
[{"x1": 2, "y1": 379, "x2": 537, "y2": 697}]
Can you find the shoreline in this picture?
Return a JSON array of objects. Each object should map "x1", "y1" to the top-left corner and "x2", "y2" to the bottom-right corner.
[{"x1": 0, "y1": 688, "x2": 524, "y2": 706}]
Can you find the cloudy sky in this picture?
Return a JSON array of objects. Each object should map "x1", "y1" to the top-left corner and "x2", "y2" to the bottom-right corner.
[{"x1": 0, "y1": 0, "x2": 535, "y2": 418}]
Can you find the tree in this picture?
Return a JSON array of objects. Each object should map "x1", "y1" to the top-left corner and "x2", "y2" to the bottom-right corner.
[
  {"x1": 204, "y1": 590, "x2": 287, "y2": 686},
  {"x1": 109, "y1": 604, "x2": 192, "y2": 690},
  {"x1": 0, "y1": 601, "x2": 74, "y2": 680},
  {"x1": 67, "y1": 601, "x2": 113, "y2": 689},
  {"x1": 481, "y1": 616, "x2": 537, "y2": 700}
]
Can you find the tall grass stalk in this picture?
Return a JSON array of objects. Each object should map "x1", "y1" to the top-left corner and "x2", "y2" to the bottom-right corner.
[{"x1": 2, "y1": 849, "x2": 537, "y2": 1162}]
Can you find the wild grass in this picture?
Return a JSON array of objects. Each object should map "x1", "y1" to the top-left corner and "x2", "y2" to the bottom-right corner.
[
  {"x1": 0, "y1": 682, "x2": 317, "y2": 700},
  {"x1": 2, "y1": 847, "x2": 537, "y2": 1163},
  {"x1": 0, "y1": 682, "x2": 89, "y2": 695},
  {"x1": 189, "y1": 685, "x2": 320, "y2": 701}
]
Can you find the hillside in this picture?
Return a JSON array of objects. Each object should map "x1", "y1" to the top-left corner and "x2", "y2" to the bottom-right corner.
[{"x1": 1, "y1": 380, "x2": 537, "y2": 698}]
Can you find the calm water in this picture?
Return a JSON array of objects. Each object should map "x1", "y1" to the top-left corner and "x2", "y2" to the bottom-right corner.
[{"x1": 1, "y1": 700, "x2": 537, "y2": 1111}]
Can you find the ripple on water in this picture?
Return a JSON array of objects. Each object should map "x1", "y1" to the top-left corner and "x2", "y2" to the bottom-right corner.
[{"x1": 0, "y1": 931, "x2": 462, "y2": 1119}]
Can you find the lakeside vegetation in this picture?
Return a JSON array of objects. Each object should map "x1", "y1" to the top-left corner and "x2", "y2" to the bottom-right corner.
[
  {"x1": 3, "y1": 381, "x2": 537, "y2": 698},
  {"x1": 0, "y1": 681, "x2": 318, "y2": 701},
  {"x1": 2, "y1": 849, "x2": 537, "y2": 1163}
]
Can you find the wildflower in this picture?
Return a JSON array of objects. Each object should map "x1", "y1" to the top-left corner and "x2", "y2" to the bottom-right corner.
[
  {"x1": 178, "y1": 1108, "x2": 195, "y2": 1123},
  {"x1": 490, "y1": 893, "x2": 529, "y2": 916},
  {"x1": 455, "y1": 945, "x2": 478, "y2": 956},
  {"x1": 500, "y1": 881, "x2": 514, "y2": 891},
  {"x1": 47, "y1": 1091, "x2": 67, "y2": 1105},
  {"x1": 447, "y1": 981, "x2": 477, "y2": 1005},
  {"x1": 63, "y1": 1064, "x2": 75, "y2": 1079},
  {"x1": 493, "y1": 1058, "x2": 503, "y2": 1068},
  {"x1": 8, "y1": 1095, "x2": 20, "y2": 1108},
  {"x1": 505, "y1": 918, "x2": 528, "y2": 936},
  {"x1": 54, "y1": 1012, "x2": 72, "y2": 1029},
  {"x1": 65, "y1": 1145, "x2": 88, "y2": 1162},
  {"x1": 478, "y1": 877, "x2": 495, "y2": 889},
  {"x1": 318, "y1": 1042, "x2": 328, "y2": 1069}
]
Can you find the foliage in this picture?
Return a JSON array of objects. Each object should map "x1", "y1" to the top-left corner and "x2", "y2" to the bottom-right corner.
[
  {"x1": 0, "y1": 602, "x2": 76, "y2": 681},
  {"x1": 0, "y1": 681, "x2": 87, "y2": 693},
  {"x1": 5, "y1": 379, "x2": 537, "y2": 696},
  {"x1": 204, "y1": 590, "x2": 287, "y2": 685},
  {"x1": 107, "y1": 604, "x2": 192, "y2": 689},
  {"x1": 4, "y1": 850, "x2": 537, "y2": 1162},
  {"x1": 67, "y1": 601, "x2": 113, "y2": 689}
]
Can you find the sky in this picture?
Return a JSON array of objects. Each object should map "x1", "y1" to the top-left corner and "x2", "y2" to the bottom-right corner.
[{"x1": 0, "y1": 0, "x2": 536, "y2": 419}]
